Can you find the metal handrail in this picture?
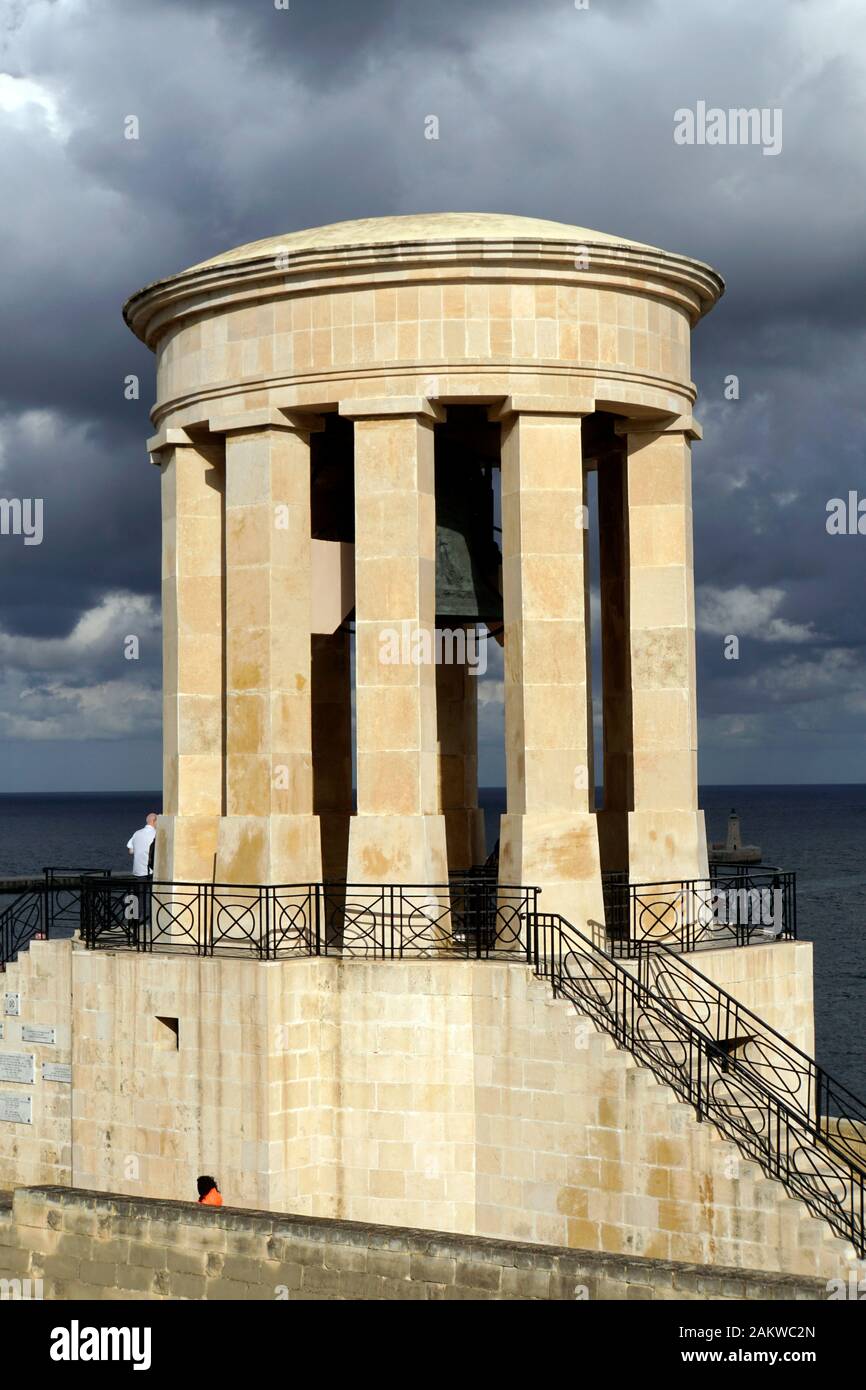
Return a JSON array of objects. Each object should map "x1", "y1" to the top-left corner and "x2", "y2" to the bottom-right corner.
[
  {"x1": 632, "y1": 936, "x2": 866, "y2": 1173},
  {"x1": 602, "y1": 870, "x2": 797, "y2": 954},
  {"x1": 77, "y1": 878, "x2": 539, "y2": 961},
  {"x1": 0, "y1": 868, "x2": 120, "y2": 967},
  {"x1": 529, "y1": 910, "x2": 866, "y2": 1257},
  {"x1": 43, "y1": 867, "x2": 115, "y2": 879},
  {"x1": 708, "y1": 860, "x2": 783, "y2": 874},
  {"x1": 0, "y1": 889, "x2": 47, "y2": 969}
]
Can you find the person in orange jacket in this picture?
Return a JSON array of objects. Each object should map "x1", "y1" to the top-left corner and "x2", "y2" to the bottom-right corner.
[{"x1": 197, "y1": 1175, "x2": 223, "y2": 1207}]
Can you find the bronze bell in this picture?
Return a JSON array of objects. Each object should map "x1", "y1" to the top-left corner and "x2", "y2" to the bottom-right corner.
[{"x1": 435, "y1": 461, "x2": 503, "y2": 624}]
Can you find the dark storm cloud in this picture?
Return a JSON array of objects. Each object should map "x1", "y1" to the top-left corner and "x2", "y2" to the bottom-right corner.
[
  {"x1": 1, "y1": 0, "x2": 864, "y2": 782},
  {"x1": 143, "y1": 0, "x2": 653, "y2": 86},
  {"x1": 0, "y1": 410, "x2": 158, "y2": 638}
]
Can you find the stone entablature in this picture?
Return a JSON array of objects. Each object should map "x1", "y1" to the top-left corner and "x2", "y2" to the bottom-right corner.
[{"x1": 125, "y1": 214, "x2": 722, "y2": 435}]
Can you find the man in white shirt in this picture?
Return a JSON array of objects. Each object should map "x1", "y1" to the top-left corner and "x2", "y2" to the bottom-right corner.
[
  {"x1": 127, "y1": 813, "x2": 157, "y2": 877},
  {"x1": 124, "y1": 813, "x2": 157, "y2": 943}
]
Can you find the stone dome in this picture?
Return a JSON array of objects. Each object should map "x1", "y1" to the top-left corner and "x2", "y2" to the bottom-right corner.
[{"x1": 185, "y1": 212, "x2": 661, "y2": 272}]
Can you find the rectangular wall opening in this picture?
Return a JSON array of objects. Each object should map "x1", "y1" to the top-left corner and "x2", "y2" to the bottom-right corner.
[{"x1": 155, "y1": 1016, "x2": 179, "y2": 1051}]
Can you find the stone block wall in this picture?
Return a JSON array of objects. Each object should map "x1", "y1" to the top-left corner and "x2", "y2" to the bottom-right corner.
[
  {"x1": 469, "y1": 969, "x2": 858, "y2": 1281},
  {"x1": 0, "y1": 1187, "x2": 829, "y2": 1301},
  {"x1": 0, "y1": 940, "x2": 859, "y2": 1283},
  {"x1": 682, "y1": 941, "x2": 815, "y2": 1055},
  {"x1": 0, "y1": 940, "x2": 71, "y2": 1187},
  {"x1": 157, "y1": 283, "x2": 692, "y2": 420}
]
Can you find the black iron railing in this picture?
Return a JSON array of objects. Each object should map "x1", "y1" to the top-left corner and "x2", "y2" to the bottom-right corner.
[
  {"x1": 0, "y1": 868, "x2": 116, "y2": 968},
  {"x1": 529, "y1": 910, "x2": 866, "y2": 1257},
  {"x1": 602, "y1": 869, "x2": 796, "y2": 956},
  {"x1": 633, "y1": 938, "x2": 866, "y2": 1175},
  {"x1": 708, "y1": 860, "x2": 782, "y2": 876},
  {"x1": 0, "y1": 889, "x2": 46, "y2": 969},
  {"x1": 5, "y1": 865, "x2": 795, "y2": 968},
  {"x1": 43, "y1": 867, "x2": 112, "y2": 936},
  {"x1": 601, "y1": 869, "x2": 629, "y2": 939},
  {"x1": 78, "y1": 878, "x2": 538, "y2": 960},
  {"x1": 1, "y1": 871, "x2": 534, "y2": 967}
]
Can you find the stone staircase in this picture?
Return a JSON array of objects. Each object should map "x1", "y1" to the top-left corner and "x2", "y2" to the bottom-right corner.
[
  {"x1": 502, "y1": 987, "x2": 853, "y2": 1279},
  {"x1": 525, "y1": 914, "x2": 866, "y2": 1279}
]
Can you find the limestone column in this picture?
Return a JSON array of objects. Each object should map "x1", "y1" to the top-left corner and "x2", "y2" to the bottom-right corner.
[
  {"x1": 616, "y1": 417, "x2": 708, "y2": 882},
  {"x1": 155, "y1": 436, "x2": 224, "y2": 882},
  {"x1": 494, "y1": 397, "x2": 605, "y2": 929},
  {"x1": 341, "y1": 397, "x2": 449, "y2": 885},
  {"x1": 436, "y1": 643, "x2": 487, "y2": 870},
  {"x1": 211, "y1": 410, "x2": 322, "y2": 885}
]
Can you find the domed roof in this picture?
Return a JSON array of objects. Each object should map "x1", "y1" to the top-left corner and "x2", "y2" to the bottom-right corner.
[
  {"x1": 185, "y1": 211, "x2": 661, "y2": 272},
  {"x1": 124, "y1": 211, "x2": 724, "y2": 344}
]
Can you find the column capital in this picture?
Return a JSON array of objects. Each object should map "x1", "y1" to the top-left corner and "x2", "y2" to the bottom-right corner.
[
  {"x1": 614, "y1": 413, "x2": 702, "y2": 441},
  {"x1": 146, "y1": 425, "x2": 196, "y2": 465},
  {"x1": 489, "y1": 395, "x2": 594, "y2": 422},
  {"x1": 208, "y1": 406, "x2": 326, "y2": 435},
  {"x1": 338, "y1": 395, "x2": 445, "y2": 422}
]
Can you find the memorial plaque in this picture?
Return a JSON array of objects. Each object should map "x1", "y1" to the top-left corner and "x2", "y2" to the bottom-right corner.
[
  {"x1": 0, "y1": 1093, "x2": 31, "y2": 1124},
  {"x1": 22, "y1": 1025, "x2": 56, "y2": 1046},
  {"x1": 42, "y1": 1063, "x2": 72, "y2": 1084},
  {"x1": 3, "y1": 993, "x2": 20, "y2": 1016},
  {"x1": 0, "y1": 1053, "x2": 35, "y2": 1084}
]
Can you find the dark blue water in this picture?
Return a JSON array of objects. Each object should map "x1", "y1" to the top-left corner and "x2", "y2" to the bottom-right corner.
[
  {"x1": 1, "y1": 787, "x2": 864, "y2": 1097},
  {"x1": 0, "y1": 793, "x2": 162, "y2": 877}
]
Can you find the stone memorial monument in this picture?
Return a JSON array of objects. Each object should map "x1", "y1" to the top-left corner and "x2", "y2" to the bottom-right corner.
[
  {"x1": 4, "y1": 216, "x2": 851, "y2": 1291},
  {"x1": 124, "y1": 212, "x2": 722, "y2": 924}
]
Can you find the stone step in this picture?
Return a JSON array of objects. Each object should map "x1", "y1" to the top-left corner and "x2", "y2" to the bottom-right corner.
[{"x1": 536, "y1": 964, "x2": 866, "y2": 1271}]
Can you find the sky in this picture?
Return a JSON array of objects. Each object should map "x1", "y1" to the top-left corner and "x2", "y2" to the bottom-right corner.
[{"x1": 0, "y1": 0, "x2": 864, "y2": 791}]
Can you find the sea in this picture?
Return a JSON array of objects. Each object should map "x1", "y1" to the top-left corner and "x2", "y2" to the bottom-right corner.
[{"x1": 1, "y1": 785, "x2": 864, "y2": 1097}]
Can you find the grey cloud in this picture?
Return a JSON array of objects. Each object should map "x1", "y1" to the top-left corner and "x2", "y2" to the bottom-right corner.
[{"x1": 0, "y1": 0, "x2": 864, "y2": 783}]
